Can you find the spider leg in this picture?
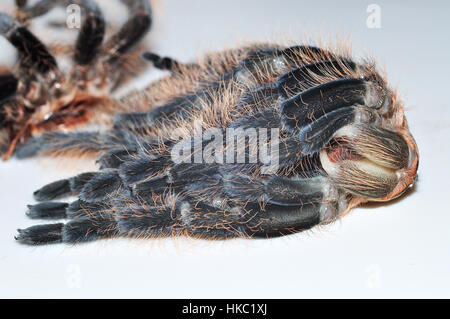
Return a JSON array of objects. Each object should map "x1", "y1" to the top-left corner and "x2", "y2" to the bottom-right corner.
[
  {"x1": 276, "y1": 59, "x2": 357, "y2": 98},
  {"x1": 16, "y1": 223, "x2": 65, "y2": 245},
  {"x1": 223, "y1": 173, "x2": 328, "y2": 205},
  {"x1": 119, "y1": 176, "x2": 248, "y2": 240},
  {"x1": 244, "y1": 202, "x2": 323, "y2": 238},
  {"x1": 126, "y1": 46, "x2": 358, "y2": 132},
  {"x1": 18, "y1": 169, "x2": 123, "y2": 244},
  {"x1": 16, "y1": 153, "x2": 336, "y2": 244},
  {"x1": 234, "y1": 84, "x2": 279, "y2": 113},
  {"x1": 26, "y1": 202, "x2": 69, "y2": 220},
  {"x1": 112, "y1": 86, "x2": 218, "y2": 131},
  {"x1": 233, "y1": 45, "x2": 334, "y2": 88},
  {"x1": 116, "y1": 204, "x2": 184, "y2": 238},
  {"x1": 142, "y1": 52, "x2": 182, "y2": 72},
  {"x1": 14, "y1": 129, "x2": 137, "y2": 158},
  {"x1": 0, "y1": 71, "x2": 18, "y2": 126},
  {"x1": 17, "y1": 207, "x2": 179, "y2": 245},
  {"x1": 103, "y1": 0, "x2": 152, "y2": 62},
  {"x1": 222, "y1": 172, "x2": 343, "y2": 237},
  {"x1": 17, "y1": 174, "x2": 183, "y2": 244},
  {"x1": 97, "y1": 147, "x2": 137, "y2": 169},
  {"x1": 279, "y1": 77, "x2": 385, "y2": 154},
  {"x1": 178, "y1": 201, "x2": 249, "y2": 239}
]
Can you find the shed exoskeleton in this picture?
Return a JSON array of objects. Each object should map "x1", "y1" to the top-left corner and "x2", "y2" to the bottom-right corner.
[{"x1": 0, "y1": 1, "x2": 418, "y2": 245}]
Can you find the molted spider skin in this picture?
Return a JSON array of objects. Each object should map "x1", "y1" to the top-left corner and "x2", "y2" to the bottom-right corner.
[
  {"x1": 0, "y1": 0, "x2": 153, "y2": 159},
  {"x1": 12, "y1": 39, "x2": 419, "y2": 245}
]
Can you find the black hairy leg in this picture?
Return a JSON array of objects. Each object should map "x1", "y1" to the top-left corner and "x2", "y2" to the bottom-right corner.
[
  {"x1": 14, "y1": 129, "x2": 138, "y2": 158},
  {"x1": 102, "y1": 0, "x2": 152, "y2": 61},
  {"x1": 109, "y1": 45, "x2": 369, "y2": 134},
  {"x1": 142, "y1": 52, "x2": 183, "y2": 72},
  {"x1": 0, "y1": 0, "x2": 155, "y2": 159},
  {"x1": 110, "y1": 44, "x2": 320, "y2": 131}
]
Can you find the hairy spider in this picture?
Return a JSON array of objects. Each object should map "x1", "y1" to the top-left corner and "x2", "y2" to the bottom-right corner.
[
  {"x1": 5, "y1": 3, "x2": 419, "y2": 245},
  {"x1": 0, "y1": 0, "x2": 153, "y2": 159},
  {"x1": 12, "y1": 41, "x2": 419, "y2": 245}
]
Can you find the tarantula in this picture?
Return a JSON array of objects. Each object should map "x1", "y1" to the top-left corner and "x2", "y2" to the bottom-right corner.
[
  {"x1": 4, "y1": 2, "x2": 419, "y2": 245},
  {"x1": 0, "y1": 0, "x2": 154, "y2": 159}
]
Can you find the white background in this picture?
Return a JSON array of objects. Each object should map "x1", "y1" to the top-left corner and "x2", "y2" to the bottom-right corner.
[{"x1": 0, "y1": 0, "x2": 449, "y2": 298}]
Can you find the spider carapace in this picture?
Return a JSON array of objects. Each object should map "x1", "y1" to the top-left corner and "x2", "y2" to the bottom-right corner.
[{"x1": 0, "y1": 1, "x2": 418, "y2": 245}]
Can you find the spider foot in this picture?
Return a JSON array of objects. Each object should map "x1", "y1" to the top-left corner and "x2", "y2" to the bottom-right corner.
[
  {"x1": 16, "y1": 223, "x2": 63, "y2": 245},
  {"x1": 33, "y1": 172, "x2": 97, "y2": 202}
]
